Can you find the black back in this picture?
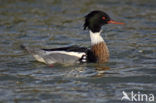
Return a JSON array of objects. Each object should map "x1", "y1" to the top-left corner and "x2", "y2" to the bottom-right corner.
[
  {"x1": 42, "y1": 46, "x2": 97, "y2": 63},
  {"x1": 42, "y1": 46, "x2": 88, "y2": 53}
]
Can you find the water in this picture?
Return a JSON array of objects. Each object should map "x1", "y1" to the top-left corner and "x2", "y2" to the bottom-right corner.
[{"x1": 0, "y1": 0, "x2": 155, "y2": 103}]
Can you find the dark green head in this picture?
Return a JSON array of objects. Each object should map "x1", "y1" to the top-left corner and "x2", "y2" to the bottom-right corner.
[{"x1": 84, "y1": 10, "x2": 124, "y2": 33}]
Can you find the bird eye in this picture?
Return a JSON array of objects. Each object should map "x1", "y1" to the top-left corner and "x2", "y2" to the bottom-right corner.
[{"x1": 102, "y1": 16, "x2": 106, "y2": 20}]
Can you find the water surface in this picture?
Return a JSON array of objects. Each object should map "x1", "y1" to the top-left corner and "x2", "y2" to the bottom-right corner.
[{"x1": 0, "y1": 0, "x2": 155, "y2": 103}]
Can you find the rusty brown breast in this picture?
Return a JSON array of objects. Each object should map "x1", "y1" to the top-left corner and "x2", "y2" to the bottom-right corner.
[{"x1": 91, "y1": 42, "x2": 109, "y2": 63}]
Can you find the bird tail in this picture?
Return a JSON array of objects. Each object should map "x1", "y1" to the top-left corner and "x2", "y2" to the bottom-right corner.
[
  {"x1": 20, "y1": 44, "x2": 38, "y2": 54},
  {"x1": 20, "y1": 45, "x2": 47, "y2": 63},
  {"x1": 20, "y1": 44, "x2": 27, "y2": 50}
]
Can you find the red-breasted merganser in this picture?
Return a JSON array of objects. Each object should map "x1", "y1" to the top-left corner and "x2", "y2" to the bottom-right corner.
[{"x1": 22, "y1": 10, "x2": 124, "y2": 64}]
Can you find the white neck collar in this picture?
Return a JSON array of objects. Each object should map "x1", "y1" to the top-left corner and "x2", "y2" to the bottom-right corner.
[{"x1": 89, "y1": 30, "x2": 104, "y2": 45}]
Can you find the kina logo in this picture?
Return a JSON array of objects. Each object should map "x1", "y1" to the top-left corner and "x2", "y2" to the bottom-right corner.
[{"x1": 121, "y1": 91, "x2": 155, "y2": 102}]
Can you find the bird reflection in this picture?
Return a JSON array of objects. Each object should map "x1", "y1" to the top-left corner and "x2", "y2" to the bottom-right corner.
[
  {"x1": 94, "y1": 64, "x2": 110, "y2": 77},
  {"x1": 67, "y1": 63, "x2": 110, "y2": 77}
]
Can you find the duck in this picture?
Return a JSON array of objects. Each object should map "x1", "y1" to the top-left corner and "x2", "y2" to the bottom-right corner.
[{"x1": 22, "y1": 10, "x2": 124, "y2": 65}]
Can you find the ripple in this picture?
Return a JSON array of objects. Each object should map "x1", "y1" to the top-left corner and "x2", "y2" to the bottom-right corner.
[{"x1": 0, "y1": 0, "x2": 155, "y2": 102}]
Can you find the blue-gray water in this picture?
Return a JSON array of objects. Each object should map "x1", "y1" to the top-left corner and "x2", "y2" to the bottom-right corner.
[{"x1": 0, "y1": 0, "x2": 155, "y2": 103}]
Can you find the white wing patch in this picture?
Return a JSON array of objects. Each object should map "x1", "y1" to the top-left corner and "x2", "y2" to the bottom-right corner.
[
  {"x1": 32, "y1": 50, "x2": 86, "y2": 64},
  {"x1": 44, "y1": 51, "x2": 85, "y2": 58}
]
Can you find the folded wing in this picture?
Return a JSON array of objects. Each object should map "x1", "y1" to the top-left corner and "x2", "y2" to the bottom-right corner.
[{"x1": 22, "y1": 45, "x2": 88, "y2": 64}]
